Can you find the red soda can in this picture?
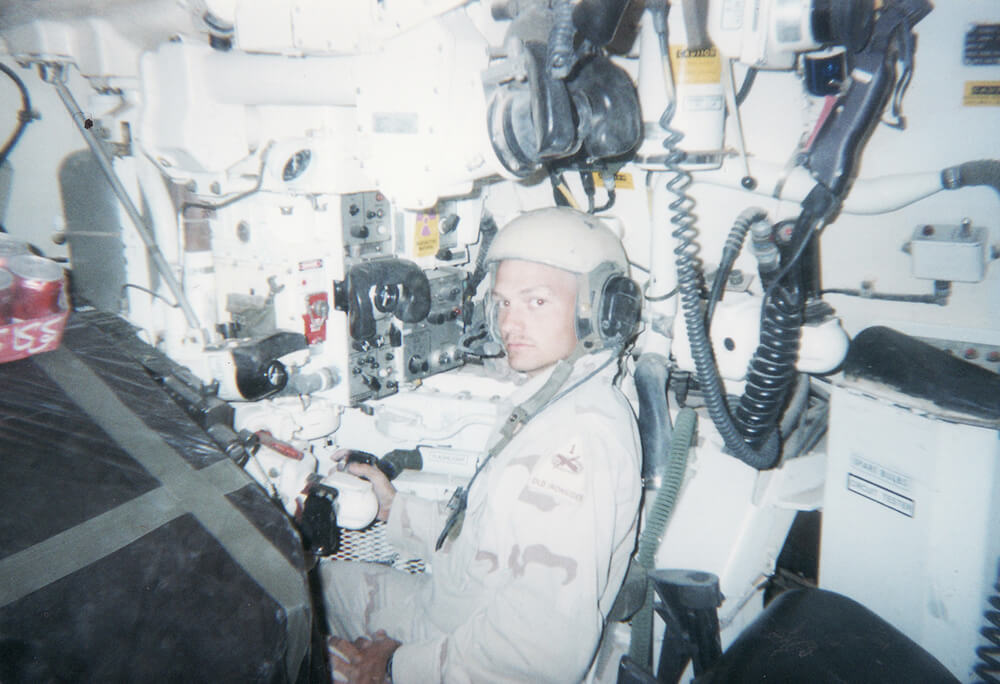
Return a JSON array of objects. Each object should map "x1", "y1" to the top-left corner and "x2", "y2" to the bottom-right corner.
[
  {"x1": 0, "y1": 267, "x2": 13, "y2": 324},
  {"x1": 8, "y1": 254, "x2": 66, "y2": 320},
  {"x1": 0, "y1": 235, "x2": 30, "y2": 268}
]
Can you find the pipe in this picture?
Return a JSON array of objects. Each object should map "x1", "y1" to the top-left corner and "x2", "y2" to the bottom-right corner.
[
  {"x1": 46, "y1": 64, "x2": 206, "y2": 340},
  {"x1": 628, "y1": 407, "x2": 697, "y2": 669}
]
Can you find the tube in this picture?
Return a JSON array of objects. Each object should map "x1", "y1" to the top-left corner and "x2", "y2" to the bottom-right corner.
[
  {"x1": 628, "y1": 407, "x2": 697, "y2": 669},
  {"x1": 634, "y1": 353, "x2": 673, "y2": 487},
  {"x1": 942, "y1": 159, "x2": 1000, "y2": 197}
]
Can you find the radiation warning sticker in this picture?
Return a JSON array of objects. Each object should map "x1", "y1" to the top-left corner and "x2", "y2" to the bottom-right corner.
[
  {"x1": 963, "y1": 81, "x2": 1000, "y2": 106},
  {"x1": 414, "y1": 213, "x2": 439, "y2": 257},
  {"x1": 526, "y1": 443, "x2": 586, "y2": 506}
]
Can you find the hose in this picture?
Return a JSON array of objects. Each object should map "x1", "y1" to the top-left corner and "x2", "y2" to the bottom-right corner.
[
  {"x1": 628, "y1": 407, "x2": 697, "y2": 669},
  {"x1": 975, "y1": 563, "x2": 1000, "y2": 683},
  {"x1": 705, "y1": 207, "x2": 768, "y2": 332},
  {"x1": 941, "y1": 159, "x2": 1000, "y2": 198},
  {"x1": 635, "y1": 353, "x2": 673, "y2": 486}
]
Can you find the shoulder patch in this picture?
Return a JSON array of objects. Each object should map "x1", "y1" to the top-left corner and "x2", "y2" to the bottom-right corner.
[{"x1": 525, "y1": 443, "x2": 586, "y2": 506}]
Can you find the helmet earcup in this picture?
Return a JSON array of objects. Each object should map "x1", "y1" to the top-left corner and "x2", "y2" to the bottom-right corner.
[{"x1": 597, "y1": 275, "x2": 641, "y2": 345}]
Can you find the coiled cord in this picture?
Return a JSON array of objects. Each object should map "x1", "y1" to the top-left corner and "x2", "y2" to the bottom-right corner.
[
  {"x1": 975, "y1": 572, "x2": 1000, "y2": 683},
  {"x1": 664, "y1": 104, "x2": 781, "y2": 470},
  {"x1": 736, "y1": 283, "x2": 803, "y2": 449}
]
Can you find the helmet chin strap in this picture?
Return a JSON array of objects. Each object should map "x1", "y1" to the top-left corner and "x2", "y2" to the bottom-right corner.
[{"x1": 435, "y1": 346, "x2": 615, "y2": 550}]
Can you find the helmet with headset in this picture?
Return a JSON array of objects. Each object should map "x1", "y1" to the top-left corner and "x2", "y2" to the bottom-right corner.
[{"x1": 485, "y1": 207, "x2": 641, "y2": 352}]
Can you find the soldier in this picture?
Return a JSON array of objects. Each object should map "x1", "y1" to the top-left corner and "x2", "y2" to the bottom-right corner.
[{"x1": 322, "y1": 207, "x2": 642, "y2": 683}]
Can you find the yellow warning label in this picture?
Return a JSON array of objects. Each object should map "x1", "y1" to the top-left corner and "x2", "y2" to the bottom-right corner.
[
  {"x1": 669, "y1": 44, "x2": 722, "y2": 85},
  {"x1": 414, "y1": 213, "x2": 439, "y2": 257},
  {"x1": 591, "y1": 171, "x2": 635, "y2": 190},
  {"x1": 963, "y1": 81, "x2": 1000, "y2": 106}
]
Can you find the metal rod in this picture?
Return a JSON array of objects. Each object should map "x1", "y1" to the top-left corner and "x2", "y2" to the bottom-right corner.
[{"x1": 46, "y1": 63, "x2": 205, "y2": 339}]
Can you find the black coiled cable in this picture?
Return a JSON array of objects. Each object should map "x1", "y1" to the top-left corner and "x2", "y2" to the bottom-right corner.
[
  {"x1": 975, "y1": 572, "x2": 1000, "y2": 683},
  {"x1": 664, "y1": 102, "x2": 781, "y2": 470},
  {"x1": 736, "y1": 282, "x2": 804, "y2": 449}
]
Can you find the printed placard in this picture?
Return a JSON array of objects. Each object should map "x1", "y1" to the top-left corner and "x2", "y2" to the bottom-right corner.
[{"x1": 847, "y1": 454, "x2": 915, "y2": 517}]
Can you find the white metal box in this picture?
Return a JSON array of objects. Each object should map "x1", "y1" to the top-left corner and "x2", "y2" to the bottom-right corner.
[
  {"x1": 820, "y1": 382, "x2": 1000, "y2": 681},
  {"x1": 909, "y1": 223, "x2": 988, "y2": 282}
]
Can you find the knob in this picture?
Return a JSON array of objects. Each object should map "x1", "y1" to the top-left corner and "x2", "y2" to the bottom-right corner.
[{"x1": 408, "y1": 355, "x2": 429, "y2": 375}]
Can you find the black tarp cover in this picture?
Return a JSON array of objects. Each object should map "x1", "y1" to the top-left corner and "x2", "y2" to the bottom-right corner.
[{"x1": 0, "y1": 312, "x2": 312, "y2": 683}]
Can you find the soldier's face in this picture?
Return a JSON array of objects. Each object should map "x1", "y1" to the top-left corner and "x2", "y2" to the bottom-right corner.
[{"x1": 493, "y1": 260, "x2": 578, "y2": 375}]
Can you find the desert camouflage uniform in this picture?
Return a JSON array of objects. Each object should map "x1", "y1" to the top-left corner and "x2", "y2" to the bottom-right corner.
[{"x1": 321, "y1": 352, "x2": 641, "y2": 683}]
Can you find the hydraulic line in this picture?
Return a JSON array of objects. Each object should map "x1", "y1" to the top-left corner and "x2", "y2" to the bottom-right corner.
[
  {"x1": 45, "y1": 63, "x2": 206, "y2": 341},
  {"x1": 628, "y1": 407, "x2": 696, "y2": 670}
]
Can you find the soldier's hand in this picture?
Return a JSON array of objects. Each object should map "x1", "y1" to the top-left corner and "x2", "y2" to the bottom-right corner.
[{"x1": 346, "y1": 461, "x2": 396, "y2": 522}]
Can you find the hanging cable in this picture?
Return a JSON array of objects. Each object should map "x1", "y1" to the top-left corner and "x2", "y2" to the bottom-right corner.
[
  {"x1": 0, "y1": 62, "x2": 37, "y2": 167},
  {"x1": 549, "y1": 169, "x2": 581, "y2": 209}
]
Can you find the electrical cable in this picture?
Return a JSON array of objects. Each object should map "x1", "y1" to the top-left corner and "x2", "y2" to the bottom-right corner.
[
  {"x1": 734, "y1": 66, "x2": 758, "y2": 107},
  {"x1": 593, "y1": 187, "x2": 616, "y2": 213},
  {"x1": 0, "y1": 62, "x2": 36, "y2": 167},
  {"x1": 643, "y1": 284, "x2": 677, "y2": 302},
  {"x1": 581, "y1": 168, "x2": 597, "y2": 213},
  {"x1": 549, "y1": 170, "x2": 581, "y2": 210},
  {"x1": 821, "y1": 282, "x2": 950, "y2": 305},
  {"x1": 122, "y1": 283, "x2": 180, "y2": 308}
]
